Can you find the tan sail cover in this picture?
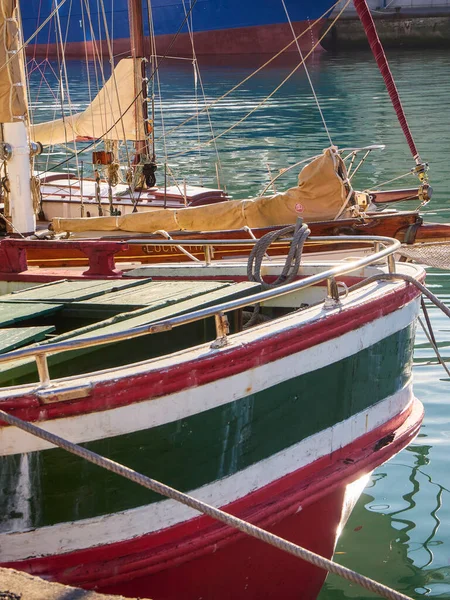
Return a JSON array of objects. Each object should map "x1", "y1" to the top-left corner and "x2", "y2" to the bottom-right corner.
[
  {"x1": 0, "y1": 0, "x2": 28, "y2": 122},
  {"x1": 31, "y1": 58, "x2": 146, "y2": 145},
  {"x1": 52, "y1": 148, "x2": 352, "y2": 233}
]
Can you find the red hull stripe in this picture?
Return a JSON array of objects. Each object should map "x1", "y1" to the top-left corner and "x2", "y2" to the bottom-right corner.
[
  {"x1": 26, "y1": 21, "x2": 326, "y2": 59},
  {"x1": 4, "y1": 398, "x2": 423, "y2": 589},
  {"x1": 2, "y1": 282, "x2": 421, "y2": 423}
]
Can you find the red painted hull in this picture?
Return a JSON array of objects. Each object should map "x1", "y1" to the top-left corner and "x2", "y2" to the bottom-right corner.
[
  {"x1": 27, "y1": 20, "x2": 326, "y2": 59},
  {"x1": 4, "y1": 399, "x2": 423, "y2": 599}
]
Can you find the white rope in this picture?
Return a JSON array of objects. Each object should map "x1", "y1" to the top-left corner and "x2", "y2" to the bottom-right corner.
[
  {"x1": 0, "y1": 0, "x2": 70, "y2": 75},
  {"x1": 156, "y1": 0, "x2": 343, "y2": 144},
  {"x1": 280, "y1": 0, "x2": 336, "y2": 147},
  {"x1": 167, "y1": 3, "x2": 350, "y2": 160}
]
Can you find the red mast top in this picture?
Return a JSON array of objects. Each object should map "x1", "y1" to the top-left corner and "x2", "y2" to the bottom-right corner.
[{"x1": 353, "y1": 0, "x2": 424, "y2": 170}]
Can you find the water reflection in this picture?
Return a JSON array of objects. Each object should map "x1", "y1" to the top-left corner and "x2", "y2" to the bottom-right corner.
[{"x1": 319, "y1": 443, "x2": 450, "y2": 599}]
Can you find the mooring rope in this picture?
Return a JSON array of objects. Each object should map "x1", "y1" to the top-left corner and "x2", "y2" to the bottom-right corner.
[
  {"x1": 349, "y1": 272, "x2": 450, "y2": 376},
  {"x1": 0, "y1": 407, "x2": 412, "y2": 600},
  {"x1": 349, "y1": 273, "x2": 450, "y2": 319}
]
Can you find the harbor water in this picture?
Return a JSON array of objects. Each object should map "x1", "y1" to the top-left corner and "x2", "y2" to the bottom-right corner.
[{"x1": 30, "y1": 48, "x2": 450, "y2": 598}]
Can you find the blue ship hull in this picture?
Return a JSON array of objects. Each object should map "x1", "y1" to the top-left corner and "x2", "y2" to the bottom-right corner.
[{"x1": 23, "y1": 0, "x2": 335, "y2": 57}]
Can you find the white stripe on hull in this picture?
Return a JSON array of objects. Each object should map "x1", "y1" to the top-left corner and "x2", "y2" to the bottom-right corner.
[
  {"x1": 0, "y1": 383, "x2": 414, "y2": 561},
  {"x1": 0, "y1": 296, "x2": 419, "y2": 455},
  {"x1": 0, "y1": 300, "x2": 419, "y2": 455}
]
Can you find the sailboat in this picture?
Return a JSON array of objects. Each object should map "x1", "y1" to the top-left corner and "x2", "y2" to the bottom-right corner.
[
  {"x1": 0, "y1": 1, "x2": 431, "y2": 599},
  {"x1": 14, "y1": 0, "x2": 450, "y2": 273}
]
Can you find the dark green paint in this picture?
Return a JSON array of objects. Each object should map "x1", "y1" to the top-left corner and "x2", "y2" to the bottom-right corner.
[{"x1": 0, "y1": 323, "x2": 416, "y2": 530}]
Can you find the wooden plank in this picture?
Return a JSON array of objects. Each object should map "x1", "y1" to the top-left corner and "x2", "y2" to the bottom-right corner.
[
  {"x1": 0, "y1": 302, "x2": 63, "y2": 326},
  {"x1": 0, "y1": 278, "x2": 150, "y2": 304},
  {"x1": 57, "y1": 281, "x2": 260, "y2": 342},
  {"x1": 0, "y1": 282, "x2": 260, "y2": 385},
  {"x1": 0, "y1": 326, "x2": 55, "y2": 354},
  {"x1": 73, "y1": 280, "x2": 233, "y2": 318}
]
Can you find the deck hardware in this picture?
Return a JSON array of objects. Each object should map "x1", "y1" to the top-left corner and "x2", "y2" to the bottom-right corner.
[
  {"x1": 388, "y1": 253, "x2": 396, "y2": 273},
  {"x1": 324, "y1": 277, "x2": 341, "y2": 309},
  {"x1": 0, "y1": 142, "x2": 12, "y2": 161},
  {"x1": 37, "y1": 383, "x2": 93, "y2": 404},
  {"x1": 35, "y1": 353, "x2": 50, "y2": 387},
  {"x1": 211, "y1": 311, "x2": 229, "y2": 348},
  {"x1": 337, "y1": 281, "x2": 349, "y2": 299},
  {"x1": 203, "y1": 245, "x2": 213, "y2": 265}
]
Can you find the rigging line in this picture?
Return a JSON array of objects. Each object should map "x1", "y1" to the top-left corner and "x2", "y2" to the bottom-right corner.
[
  {"x1": 82, "y1": 0, "x2": 107, "y2": 157},
  {"x1": 145, "y1": 0, "x2": 169, "y2": 170},
  {"x1": 181, "y1": 0, "x2": 223, "y2": 189},
  {"x1": 149, "y1": 0, "x2": 199, "y2": 70},
  {"x1": 82, "y1": 0, "x2": 108, "y2": 91},
  {"x1": 167, "y1": 3, "x2": 348, "y2": 160},
  {"x1": 145, "y1": 0, "x2": 156, "y2": 161},
  {"x1": 142, "y1": 0, "x2": 201, "y2": 170},
  {"x1": 361, "y1": 170, "x2": 414, "y2": 192},
  {"x1": 155, "y1": 0, "x2": 342, "y2": 143},
  {"x1": 80, "y1": 0, "x2": 95, "y2": 137},
  {"x1": 98, "y1": 0, "x2": 132, "y2": 172},
  {"x1": 17, "y1": 2, "x2": 34, "y2": 140},
  {"x1": 31, "y1": 0, "x2": 43, "y2": 60},
  {"x1": 38, "y1": 89, "x2": 144, "y2": 175},
  {"x1": 182, "y1": 0, "x2": 203, "y2": 182},
  {"x1": 54, "y1": 0, "x2": 82, "y2": 185},
  {"x1": 259, "y1": 154, "x2": 322, "y2": 197},
  {"x1": 0, "y1": 0, "x2": 70, "y2": 75},
  {"x1": 281, "y1": 0, "x2": 339, "y2": 147}
]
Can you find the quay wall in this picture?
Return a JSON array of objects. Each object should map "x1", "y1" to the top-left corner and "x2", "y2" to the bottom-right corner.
[{"x1": 323, "y1": 2, "x2": 450, "y2": 49}]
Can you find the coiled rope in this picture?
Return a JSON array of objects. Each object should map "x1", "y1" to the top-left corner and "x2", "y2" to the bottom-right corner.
[
  {"x1": 245, "y1": 221, "x2": 310, "y2": 328},
  {"x1": 247, "y1": 221, "x2": 310, "y2": 289},
  {"x1": 0, "y1": 408, "x2": 413, "y2": 600}
]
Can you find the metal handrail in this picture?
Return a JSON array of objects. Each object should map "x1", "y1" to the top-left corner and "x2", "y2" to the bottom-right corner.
[
  {"x1": 124, "y1": 236, "x2": 379, "y2": 246},
  {"x1": 0, "y1": 235, "x2": 402, "y2": 385}
]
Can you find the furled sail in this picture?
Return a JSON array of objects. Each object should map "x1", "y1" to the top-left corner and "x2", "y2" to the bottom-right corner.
[
  {"x1": 52, "y1": 148, "x2": 354, "y2": 234},
  {"x1": 31, "y1": 58, "x2": 147, "y2": 146},
  {"x1": 0, "y1": 0, "x2": 28, "y2": 122}
]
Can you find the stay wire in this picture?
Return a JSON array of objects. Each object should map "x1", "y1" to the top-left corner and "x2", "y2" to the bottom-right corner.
[
  {"x1": 155, "y1": 0, "x2": 343, "y2": 143},
  {"x1": 0, "y1": 0, "x2": 70, "y2": 75},
  {"x1": 419, "y1": 297, "x2": 450, "y2": 379},
  {"x1": 166, "y1": 2, "x2": 349, "y2": 160},
  {"x1": 280, "y1": 0, "x2": 336, "y2": 146}
]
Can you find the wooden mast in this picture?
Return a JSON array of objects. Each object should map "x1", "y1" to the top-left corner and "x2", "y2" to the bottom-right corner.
[{"x1": 128, "y1": 0, "x2": 150, "y2": 162}]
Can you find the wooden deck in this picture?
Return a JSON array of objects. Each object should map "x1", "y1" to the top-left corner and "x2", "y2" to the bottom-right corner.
[{"x1": 0, "y1": 278, "x2": 261, "y2": 386}]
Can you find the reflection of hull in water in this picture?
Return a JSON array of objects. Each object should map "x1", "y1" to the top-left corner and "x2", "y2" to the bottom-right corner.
[
  {"x1": 24, "y1": 0, "x2": 335, "y2": 58},
  {"x1": 322, "y1": 442, "x2": 446, "y2": 599}
]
